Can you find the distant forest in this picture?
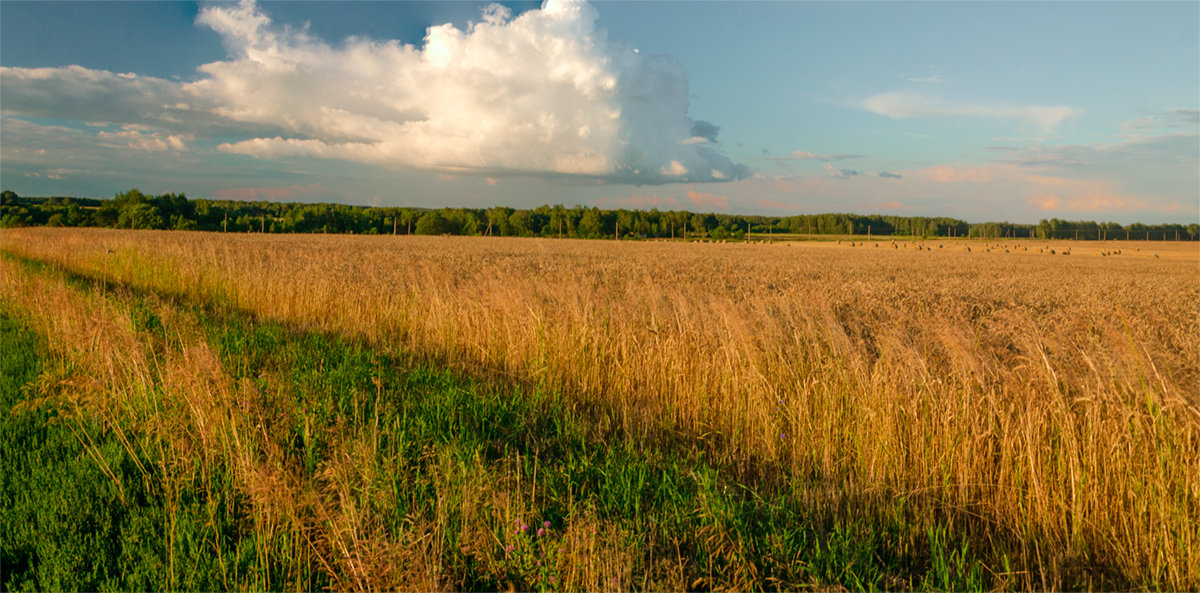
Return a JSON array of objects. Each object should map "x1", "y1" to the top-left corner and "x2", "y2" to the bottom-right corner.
[{"x1": 3, "y1": 189, "x2": 1197, "y2": 241}]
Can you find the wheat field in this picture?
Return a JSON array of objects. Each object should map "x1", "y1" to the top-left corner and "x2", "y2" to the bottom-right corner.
[{"x1": 2, "y1": 227, "x2": 1197, "y2": 590}]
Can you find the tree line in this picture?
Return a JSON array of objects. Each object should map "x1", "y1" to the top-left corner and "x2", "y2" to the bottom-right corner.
[{"x1": 3, "y1": 189, "x2": 1197, "y2": 241}]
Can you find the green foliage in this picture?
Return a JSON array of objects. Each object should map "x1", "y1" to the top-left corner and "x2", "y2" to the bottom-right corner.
[
  {"x1": 415, "y1": 211, "x2": 450, "y2": 235},
  {"x1": 3, "y1": 188, "x2": 1195, "y2": 240},
  {"x1": 117, "y1": 203, "x2": 165, "y2": 230},
  {"x1": 0, "y1": 306, "x2": 315, "y2": 591},
  {"x1": 0, "y1": 310, "x2": 165, "y2": 590}
]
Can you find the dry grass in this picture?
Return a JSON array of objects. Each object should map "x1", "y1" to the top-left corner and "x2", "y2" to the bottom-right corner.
[{"x1": 3, "y1": 227, "x2": 1198, "y2": 589}]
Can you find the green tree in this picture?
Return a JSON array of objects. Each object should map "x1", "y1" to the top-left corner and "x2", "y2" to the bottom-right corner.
[
  {"x1": 508, "y1": 210, "x2": 533, "y2": 236},
  {"x1": 415, "y1": 212, "x2": 449, "y2": 235},
  {"x1": 578, "y1": 208, "x2": 603, "y2": 238},
  {"x1": 117, "y1": 203, "x2": 164, "y2": 230},
  {"x1": 486, "y1": 207, "x2": 513, "y2": 236}
]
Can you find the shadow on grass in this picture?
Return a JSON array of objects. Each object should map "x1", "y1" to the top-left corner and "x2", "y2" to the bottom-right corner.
[{"x1": 2, "y1": 251, "x2": 1127, "y2": 591}]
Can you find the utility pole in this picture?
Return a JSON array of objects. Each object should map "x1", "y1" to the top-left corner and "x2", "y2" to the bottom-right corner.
[
  {"x1": 393, "y1": 216, "x2": 397, "y2": 235},
  {"x1": 223, "y1": 211, "x2": 228, "y2": 233}
]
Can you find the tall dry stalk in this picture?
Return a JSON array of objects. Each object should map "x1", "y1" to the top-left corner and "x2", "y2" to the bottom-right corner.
[{"x1": 3, "y1": 227, "x2": 1197, "y2": 588}]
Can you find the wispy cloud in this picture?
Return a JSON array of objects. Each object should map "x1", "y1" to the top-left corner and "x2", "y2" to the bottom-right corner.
[
  {"x1": 993, "y1": 128, "x2": 1198, "y2": 172},
  {"x1": 214, "y1": 183, "x2": 324, "y2": 201},
  {"x1": 877, "y1": 171, "x2": 902, "y2": 179},
  {"x1": 822, "y1": 162, "x2": 861, "y2": 178},
  {"x1": 862, "y1": 90, "x2": 1078, "y2": 129},
  {"x1": 1024, "y1": 175, "x2": 1153, "y2": 213},
  {"x1": 905, "y1": 75, "x2": 943, "y2": 84},
  {"x1": 97, "y1": 127, "x2": 192, "y2": 152},
  {"x1": 591, "y1": 194, "x2": 681, "y2": 209},
  {"x1": 1120, "y1": 108, "x2": 1199, "y2": 135},
  {"x1": 791, "y1": 150, "x2": 863, "y2": 161},
  {"x1": 757, "y1": 198, "x2": 797, "y2": 211},
  {"x1": 910, "y1": 161, "x2": 1186, "y2": 215},
  {"x1": 687, "y1": 189, "x2": 729, "y2": 210}
]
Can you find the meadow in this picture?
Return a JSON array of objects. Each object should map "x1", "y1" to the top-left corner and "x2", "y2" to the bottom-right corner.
[{"x1": 1, "y1": 227, "x2": 1197, "y2": 591}]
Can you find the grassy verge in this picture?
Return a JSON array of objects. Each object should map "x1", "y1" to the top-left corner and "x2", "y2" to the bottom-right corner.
[{"x1": 3, "y1": 252, "x2": 1112, "y2": 590}]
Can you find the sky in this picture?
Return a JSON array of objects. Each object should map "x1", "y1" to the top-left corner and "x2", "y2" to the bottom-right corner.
[{"x1": 2, "y1": 1, "x2": 1197, "y2": 224}]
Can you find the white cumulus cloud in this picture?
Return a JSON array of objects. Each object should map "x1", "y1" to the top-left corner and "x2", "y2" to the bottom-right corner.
[
  {"x1": 862, "y1": 90, "x2": 1078, "y2": 129},
  {"x1": 193, "y1": 0, "x2": 746, "y2": 183},
  {"x1": 0, "y1": 0, "x2": 747, "y2": 185}
]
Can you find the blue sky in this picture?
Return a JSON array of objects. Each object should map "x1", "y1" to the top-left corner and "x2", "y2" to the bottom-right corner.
[{"x1": 2, "y1": 1, "x2": 1196, "y2": 223}]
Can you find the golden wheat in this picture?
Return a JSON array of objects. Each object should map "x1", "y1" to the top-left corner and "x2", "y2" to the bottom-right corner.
[{"x1": 3, "y1": 227, "x2": 1197, "y2": 589}]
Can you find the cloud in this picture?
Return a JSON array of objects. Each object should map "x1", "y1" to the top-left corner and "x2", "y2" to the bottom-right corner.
[
  {"x1": 823, "y1": 162, "x2": 861, "y2": 178},
  {"x1": 0, "y1": 115, "x2": 236, "y2": 196},
  {"x1": 1024, "y1": 175, "x2": 1153, "y2": 212},
  {"x1": 2, "y1": 65, "x2": 193, "y2": 125},
  {"x1": 686, "y1": 189, "x2": 729, "y2": 210},
  {"x1": 689, "y1": 120, "x2": 721, "y2": 143},
  {"x1": 0, "y1": 0, "x2": 747, "y2": 185},
  {"x1": 757, "y1": 198, "x2": 796, "y2": 211},
  {"x1": 905, "y1": 75, "x2": 943, "y2": 84},
  {"x1": 0, "y1": 65, "x2": 281, "y2": 139},
  {"x1": 862, "y1": 90, "x2": 1078, "y2": 129},
  {"x1": 193, "y1": 0, "x2": 746, "y2": 183},
  {"x1": 96, "y1": 127, "x2": 193, "y2": 152},
  {"x1": 911, "y1": 161, "x2": 1184, "y2": 215},
  {"x1": 791, "y1": 150, "x2": 863, "y2": 161},
  {"x1": 993, "y1": 129, "x2": 1198, "y2": 172},
  {"x1": 214, "y1": 183, "x2": 324, "y2": 201},
  {"x1": 919, "y1": 164, "x2": 1003, "y2": 183},
  {"x1": 877, "y1": 171, "x2": 902, "y2": 179},
  {"x1": 591, "y1": 194, "x2": 680, "y2": 209},
  {"x1": 992, "y1": 144, "x2": 1083, "y2": 169},
  {"x1": 660, "y1": 161, "x2": 688, "y2": 177},
  {"x1": 1121, "y1": 108, "x2": 1199, "y2": 133}
]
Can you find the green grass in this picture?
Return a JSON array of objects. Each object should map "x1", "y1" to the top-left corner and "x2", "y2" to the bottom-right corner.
[
  {"x1": 0, "y1": 256, "x2": 1000, "y2": 591},
  {"x1": 0, "y1": 305, "x2": 282, "y2": 591}
]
